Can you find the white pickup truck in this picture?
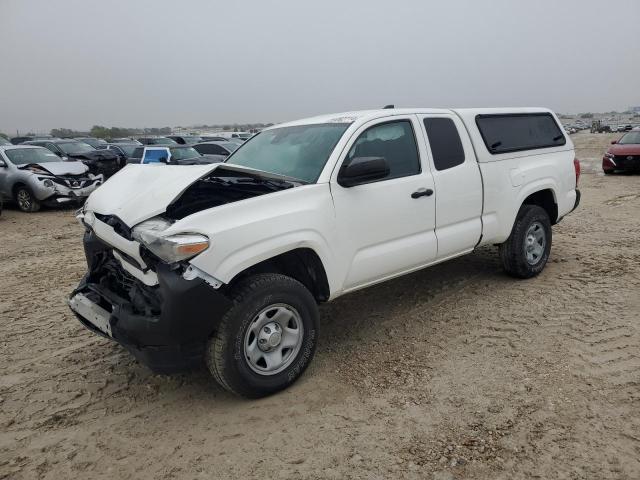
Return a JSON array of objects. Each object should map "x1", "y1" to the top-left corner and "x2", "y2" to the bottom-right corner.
[{"x1": 69, "y1": 107, "x2": 580, "y2": 397}]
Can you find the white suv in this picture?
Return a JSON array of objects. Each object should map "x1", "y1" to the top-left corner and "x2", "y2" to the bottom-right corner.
[{"x1": 69, "y1": 107, "x2": 580, "y2": 397}]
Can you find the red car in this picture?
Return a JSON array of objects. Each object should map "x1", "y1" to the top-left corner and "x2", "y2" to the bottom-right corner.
[{"x1": 603, "y1": 129, "x2": 640, "y2": 174}]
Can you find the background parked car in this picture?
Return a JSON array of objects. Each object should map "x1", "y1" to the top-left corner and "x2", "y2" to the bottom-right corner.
[
  {"x1": 103, "y1": 143, "x2": 140, "y2": 167},
  {"x1": 209, "y1": 131, "x2": 252, "y2": 141},
  {"x1": 74, "y1": 137, "x2": 108, "y2": 149},
  {"x1": 137, "y1": 145, "x2": 224, "y2": 165},
  {"x1": 24, "y1": 139, "x2": 121, "y2": 178},
  {"x1": 602, "y1": 130, "x2": 640, "y2": 174},
  {"x1": 0, "y1": 145, "x2": 103, "y2": 212},
  {"x1": 137, "y1": 137, "x2": 178, "y2": 146},
  {"x1": 10, "y1": 135, "x2": 56, "y2": 145},
  {"x1": 193, "y1": 141, "x2": 239, "y2": 157},
  {"x1": 0, "y1": 137, "x2": 11, "y2": 146},
  {"x1": 109, "y1": 137, "x2": 142, "y2": 145},
  {"x1": 199, "y1": 135, "x2": 229, "y2": 142},
  {"x1": 167, "y1": 135, "x2": 202, "y2": 145}
]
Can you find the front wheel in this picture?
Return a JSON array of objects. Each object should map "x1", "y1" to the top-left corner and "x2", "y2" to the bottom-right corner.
[
  {"x1": 206, "y1": 273, "x2": 319, "y2": 398},
  {"x1": 499, "y1": 205, "x2": 552, "y2": 279},
  {"x1": 15, "y1": 186, "x2": 41, "y2": 212}
]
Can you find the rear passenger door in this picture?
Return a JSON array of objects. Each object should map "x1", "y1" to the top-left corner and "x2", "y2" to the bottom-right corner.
[{"x1": 417, "y1": 114, "x2": 483, "y2": 258}]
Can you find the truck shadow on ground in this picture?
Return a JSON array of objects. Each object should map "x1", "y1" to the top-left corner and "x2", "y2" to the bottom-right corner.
[{"x1": 89, "y1": 247, "x2": 505, "y2": 405}]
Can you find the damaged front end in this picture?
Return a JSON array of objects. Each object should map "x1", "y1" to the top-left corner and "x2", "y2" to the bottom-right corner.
[
  {"x1": 20, "y1": 163, "x2": 104, "y2": 205},
  {"x1": 69, "y1": 229, "x2": 232, "y2": 373},
  {"x1": 68, "y1": 164, "x2": 300, "y2": 372},
  {"x1": 68, "y1": 149, "x2": 121, "y2": 178}
]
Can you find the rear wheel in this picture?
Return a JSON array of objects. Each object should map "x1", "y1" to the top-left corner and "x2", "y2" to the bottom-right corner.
[
  {"x1": 15, "y1": 186, "x2": 41, "y2": 212},
  {"x1": 499, "y1": 205, "x2": 551, "y2": 279},
  {"x1": 206, "y1": 273, "x2": 319, "y2": 398}
]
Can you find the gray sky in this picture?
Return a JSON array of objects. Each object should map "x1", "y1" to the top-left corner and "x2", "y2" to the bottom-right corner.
[{"x1": 1, "y1": 0, "x2": 639, "y2": 134}]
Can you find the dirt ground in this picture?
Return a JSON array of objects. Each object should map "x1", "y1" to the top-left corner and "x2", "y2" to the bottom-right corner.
[{"x1": 1, "y1": 132, "x2": 639, "y2": 479}]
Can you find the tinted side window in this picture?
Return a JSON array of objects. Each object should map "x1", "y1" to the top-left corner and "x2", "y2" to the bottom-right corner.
[
  {"x1": 423, "y1": 118, "x2": 465, "y2": 170},
  {"x1": 196, "y1": 144, "x2": 224, "y2": 155},
  {"x1": 210, "y1": 144, "x2": 226, "y2": 155},
  {"x1": 194, "y1": 144, "x2": 211, "y2": 154},
  {"x1": 346, "y1": 120, "x2": 420, "y2": 181},
  {"x1": 476, "y1": 113, "x2": 566, "y2": 154},
  {"x1": 131, "y1": 147, "x2": 143, "y2": 158}
]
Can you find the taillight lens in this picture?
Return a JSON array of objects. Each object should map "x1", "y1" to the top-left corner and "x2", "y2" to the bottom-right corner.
[{"x1": 574, "y1": 158, "x2": 581, "y2": 187}]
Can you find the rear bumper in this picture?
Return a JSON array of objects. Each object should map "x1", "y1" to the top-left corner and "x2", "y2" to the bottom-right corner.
[
  {"x1": 571, "y1": 189, "x2": 581, "y2": 213},
  {"x1": 69, "y1": 231, "x2": 232, "y2": 373}
]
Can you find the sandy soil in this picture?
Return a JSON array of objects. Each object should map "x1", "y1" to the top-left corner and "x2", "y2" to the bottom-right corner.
[{"x1": 1, "y1": 133, "x2": 639, "y2": 479}]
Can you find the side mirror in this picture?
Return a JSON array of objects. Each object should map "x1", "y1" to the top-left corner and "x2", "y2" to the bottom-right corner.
[
  {"x1": 337, "y1": 156, "x2": 390, "y2": 187},
  {"x1": 611, "y1": 140, "x2": 617, "y2": 144},
  {"x1": 0, "y1": 160, "x2": 6, "y2": 167}
]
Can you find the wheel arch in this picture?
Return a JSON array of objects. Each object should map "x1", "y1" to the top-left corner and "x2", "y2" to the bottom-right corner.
[
  {"x1": 225, "y1": 247, "x2": 331, "y2": 302},
  {"x1": 521, "y1": 188, "x2": 558, "y2": 225},
  {"x1": 12, "y1": 181, "x2": 27, "y2": 198}
]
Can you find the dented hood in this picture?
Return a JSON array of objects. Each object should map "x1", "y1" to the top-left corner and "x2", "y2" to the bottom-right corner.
[
  {"x1": 85, "y1": 163, "x2": 297, "y2": 227},
  {"x1": 24, "y1": 161, "x2": 88, "y2": 176}
]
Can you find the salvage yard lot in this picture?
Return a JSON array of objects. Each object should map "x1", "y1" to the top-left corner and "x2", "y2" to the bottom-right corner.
[{"x1": 1, "y1": 133, "x2": 639, "y2": 479}]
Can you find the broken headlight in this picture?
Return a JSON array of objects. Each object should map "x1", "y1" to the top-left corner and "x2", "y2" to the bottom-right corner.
[{"x1": 131, "y1": 217, "x2": 209, "y2": 263}]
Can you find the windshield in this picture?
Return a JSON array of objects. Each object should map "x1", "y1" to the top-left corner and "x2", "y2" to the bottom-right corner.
[
  {"x1": 5, "y1": 147, "x2": 61, "y2": 165},
  {"x1": 170, "y1": 147, "x2": 200, "y2": 161},
  {"x1": 58, "y1": 142, "x2": 95, "y2": 154},
  {"x1": 181, "y1": 136, "x2": 202, "y2": 144},
  {"x1": 618, "y1": 131, "x2": 640, "y2": 144},
  {"x1": 226, "y1": 123, "x2": 349, "y2": 182}
]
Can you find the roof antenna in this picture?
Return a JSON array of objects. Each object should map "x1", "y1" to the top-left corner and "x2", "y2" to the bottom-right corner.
[{"x1": 383, "y1": 104, "x2": 395, "y2": 109}]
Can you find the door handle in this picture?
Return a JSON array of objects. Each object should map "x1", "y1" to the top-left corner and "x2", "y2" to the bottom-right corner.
[{"x1": 411, "y1": 188, "x2": 433, "y2": 199}]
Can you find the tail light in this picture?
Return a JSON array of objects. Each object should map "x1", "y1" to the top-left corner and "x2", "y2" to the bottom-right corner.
[{"x1": 574, "y1": 157, "x2": 581, "y2": 187}]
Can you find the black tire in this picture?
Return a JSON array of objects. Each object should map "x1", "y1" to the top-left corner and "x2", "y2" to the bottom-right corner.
[
  {"x1": 206, "y1": 273, "x2": 319, "y2": 398},
  {"x1": 499, "y1": 204, "x2": 552, "y2": 279},
  {"x1": 14, "y1": 186, "x2": 41, "y2": 212},
  {"x1": 604, "y1": 170, "x2": 614, "y2": 175}
]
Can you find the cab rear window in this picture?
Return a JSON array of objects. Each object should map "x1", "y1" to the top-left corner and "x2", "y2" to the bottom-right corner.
[{"x1": 476, "y1": 113, "x2": 566, "y2": 154}]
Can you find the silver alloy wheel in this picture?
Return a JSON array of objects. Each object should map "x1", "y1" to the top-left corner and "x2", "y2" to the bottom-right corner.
[
  {"x1": 244, "y1": 303, "x2": 304, "y2": 376},
  {"x1": 524, "y1": 221, "x2": 546, "y2": 265},
  {"x1": 16, "y1": 189, "x2": 31, "y2": 211}
]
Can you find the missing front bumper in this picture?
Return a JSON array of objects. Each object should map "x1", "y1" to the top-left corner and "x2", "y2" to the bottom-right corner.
[{"x1": 68, "y1": 231, "x2": 233, "y2": 373}]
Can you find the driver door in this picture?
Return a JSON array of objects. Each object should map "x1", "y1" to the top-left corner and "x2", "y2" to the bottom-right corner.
[{"x1": 330, "y1": 116, "x2": 437, "y2": 291}]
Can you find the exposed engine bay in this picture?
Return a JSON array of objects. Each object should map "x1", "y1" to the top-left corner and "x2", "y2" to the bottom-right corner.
[{"x1": 165, "y1": 166, "x2": 301, "y2": 220}]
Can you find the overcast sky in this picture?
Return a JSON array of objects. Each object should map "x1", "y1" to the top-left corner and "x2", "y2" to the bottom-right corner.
[{"x1": 1, "y1": 0, "x2": 639, "y2": 134}]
